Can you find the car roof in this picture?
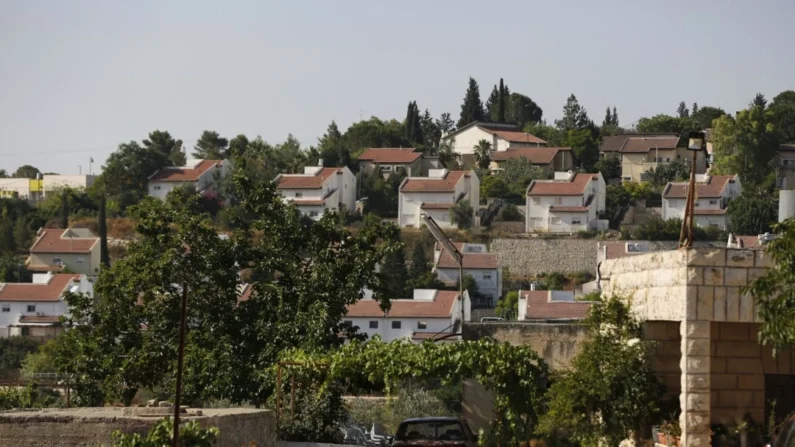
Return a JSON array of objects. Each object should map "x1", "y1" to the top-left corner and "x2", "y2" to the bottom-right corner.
[{"x1": 401, "y1": 417, "x2": 461, "y2": 424}]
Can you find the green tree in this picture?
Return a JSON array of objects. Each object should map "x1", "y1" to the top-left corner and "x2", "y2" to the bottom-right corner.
[
  {"x1": 524, "y1": 121, "x2": 563, "y2": 146},
  {"x1": 318, "y1": 122, "x2": 350, "y2": 168},
  {"x1": 21, "y1": 340, "x2": 57, "y2": 376},
  {"x1": 13, "y1": 216, "x2": 31, "y2": 250},
  {"x1": 450, "y1": 200, "x2": 474, "y2": 229},
  {"x1": 420, "y1": 109, "x2": 442, "y2": 153},
  {"x1": 473, "y1": 139, "x2": 493, "y2": 170},
  {"x1": 498, "y1": 157, "x2": 546, "y2": 185},
  {"x1": 485, "y1": 85, "x2": 500, "y2": 121},
  {"x1": 59, "y1": 190, "x2": 69, "y2": 229},
  {"x1": 457, "y1": 77, "x2": 485, "y2": 128},
  {"x1": 408, "y1": 243, "x2": 430, "y2": 280},
  {"x1": 95, "y1": 141, "x2": 169, "y2": 213},
  {"x1": 691, "y1": 105, "x2": 726, "y2": 129},
  {"x1": 677, "y1": 101, "x2": 689, "y2": 118},
  {"x1": 753, "y1": 93, "x2": 767, "y2": 109},
  {"x1": 0, "y1": 169, "x2": 7, "y2": 178},
  {"x1": 436, "y1": 113, "x2": 455, "y2": 135},
  {"x1": 142, "y1": 130, "x2": 185, "y2": 166},
  {"x1": 603, "y1": 184, "x2": 632, "y2": 229},
  {"x1": 539, "y1": 297, "x2": 664, "y2": 446},
  {"x1": 563, "y1": 127, "x2": 600, "y2": 171},
  {"x1": 0, "y1": 219, "x2": 15, "y2": 252},
  {"x1": 769, "y1": 90, "x2": 795, "y2": 143},
  {"x1": 381, "y1": 247, "x2": 410, "y2": 298},
  {"x1": 711, "y1": 101, "x2": 780, "y2": 187},
  {"x1": 612, "y1": 106, "x2": 619, "y2": 126},
  {"x1": 0, "y1": 337, "x2": 40, "y2": 376},
  {"x1": 192, "y1": 130, "x2": 229, "y2": 159},
  {"x1": 602, "y1": 107, "x2": 613, "y2": 128},
  {"x1": 12, "y1": 165, "x2": 40, "y2": 179},
  {"x1": 727, "y1": 190, "x2": 778, "y2": 235},
  {"x1": 227, "y1": 134, "x2": 250, "y2": 159},
  {"x1": 555, "y1": 94, "x2": 590, "y2": 132},
  {"x1": 110, "y1": 418, "x2": 219, "y2": 447},
  {"x1": 343, "y1": 117, "x2": 409, "y2": 156},
  {"x1": 692, "y1": 102, "x2": 699, "y2": 115},
  {"x1": 594, "y1": 152, "x2": 622, "y2": 181},
  {"x1": 644, "y1": 160, "x2": 690, "y2": 190},
  {"x1": 497, "y1": 78, "x2": 507, "y2": 122},
  {"x1": 55, "y1": 176, "x2": 400, "y2": 406},
  {"x1": 480, "y1": 175, "x2": 509, "y2": 199},
  {"x1": 745, "y1": 217, "x2": 795, "y2": 352},
  {"x1": 505, "y1": 93, "x2": 542, "y2": 129},
  {"x1": 495, "y1": 291, "x2": 518, "y2": 320},
  {"x1": 455, "y1": 273, "x2": 479, "y2": 300},
  {"x1": 98, "y1": 194, "x2": 109, "y2": 268},
  {"x1": 403, "y1": 101, "x2": 423, "y2": 146}
]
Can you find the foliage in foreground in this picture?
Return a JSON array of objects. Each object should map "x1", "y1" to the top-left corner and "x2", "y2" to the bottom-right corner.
[
  {"x1": 109, "y1": 417, "x2": 219, "y2": 447},
  {"x1": 348, "y1": 388, "x2": 454, "y2": 433},
  {"x1": 280, "y1": 338, "x2": 549, "y2": 445},
  {"x1": 746, "y1": 217, "x2": 795, "y2": 352},
  {"x1": 0, "y1": 383, "x2": 56, "y2": 410},
  {"x1": 539, "y1": 296, "x2": 664, "y2": 446}
]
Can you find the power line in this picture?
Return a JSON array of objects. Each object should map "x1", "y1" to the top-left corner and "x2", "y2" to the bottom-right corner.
[{"x1": 0, "y1": 140, "x2": 199, "y2": 158}]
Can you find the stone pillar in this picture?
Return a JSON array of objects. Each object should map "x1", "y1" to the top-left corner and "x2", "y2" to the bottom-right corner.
[{"x1": 680, "y1": 320, "x2": 711, "y2": 446}]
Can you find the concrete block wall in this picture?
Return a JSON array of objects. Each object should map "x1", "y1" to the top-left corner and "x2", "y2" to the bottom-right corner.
[{"x1": 644, "y1": 321, "x2": 682, "y2": 398}]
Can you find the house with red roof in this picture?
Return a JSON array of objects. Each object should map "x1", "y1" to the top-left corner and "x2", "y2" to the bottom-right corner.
[
  {"x1": 275, "y1": 165, "x2": 356, "y2": 220},
  {"x1": 525, "y1": 171, "x2": 606, "y2": 233},
  {"x1": 599, "y1": 133, "x2": 707, "y2": 182},
  {"x1": 0, "y1": 272, "x2": 93, "y2": 338},
  {"x1": 357, "y1": 148, "x2": 423, "y2": 177},
  {"x1": 777, "y1": 144, "x2": 795, "y2": 189},
  {"x1": 26, "y1": 228, "x2": 100, "y2": 276},
  {"x1": 147, "y1": 159, "x2": 231, "y2": 200},
  {"x1": 398, "y1": 169, "x2": 479, "y2": 229},
  {"x1": 662, "y1": 174, "x2": 741, "y2": 230},
  {"x1": 442, "y1": 122, "x2": 547, "y2": 167},
  {"x1": 433, "y1": 242, "x2": 501, "y2": 304},
  {"x1": 344, "y1": 289, "x2": 471, "y2": 343},
  {"x1": 489, "y1": 147, "x2": 573, "y2": 174},
  {"x1": 517, "y1": 289, "x2": 592, "y2": 321}
]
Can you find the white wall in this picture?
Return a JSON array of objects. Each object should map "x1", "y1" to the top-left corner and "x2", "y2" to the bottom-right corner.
[
  {"x1": 400, "y1": 192, "x2": 456, "y2": 228},
  {"x1": 148, "y1": 181, "x2": 189, "y2": 200},
  {"x1": 43, "y1": 175, "x2": 96, "y2": 196},
  {"x1": 449, "y1": 127, "x2": 496, "y2": 156},
  {"x1": 339, "y1": 167, "x2": 357, "y2": 211},
  {"x1": 344, "y1": 316, "x2": 454, "y2": 342},
  {"x1": 0, "y1": 178, "x2": 32, "y2": 198},
  {"x1": 436, "y1": 267, "x2": 501, "y2": 300}
]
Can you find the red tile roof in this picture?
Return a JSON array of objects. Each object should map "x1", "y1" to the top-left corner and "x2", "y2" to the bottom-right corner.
[
  {"x1": 18, "y1": 315, "x2": 61, "y2": 324},
  {"x1": 400, "y1": 171, "x2": 467, "y2": 193},
  {"x1": 346, "y1": 291, "x2": 460, "y2": 318},
  {"x1": 733, "y1": 235, "x2": 760, "y2": 248},
  {"x1": 492, "y1": 147, "x2": 570, "y2": 165},
  {"x1": 149, "y1": 160, "x2": 224, "y2": 182},
  {"x1": 600, "y1": 242, "x2": 648, "y2": 260},
  {"x1": 693, "y1": 209, "x2": 727, "y2": 215},
  {"x1": 522, "y1": 290, "x2": 591, "y2": 320},
  {"x1": 0, "y1": 274, "x2": 81, "y2": 302},
  {"x1": 780, "y1": 144, "x2": 795, "y2": 152},
  {"x1": 663, "y1": 175, "x2": 736, "y2": 199},
  {"x1": 30, "y1": 229, "x2": 98, "y2": 254},
  {"x1": 421, "y1": 203, "x2": 455, "y2": 210},
  {"x1": 436, "y1": 249, "x2": 498, "y2": 269},
  {"x1": 485, "y1": 129, "x2": 547, "y2": 145},
  {"x1": 620, "y1": 136, "x2": 679, "y2": 153},
  {"x1": 549, "y1": 206, "x2": 588, "y2": 212},
  {"x1": 527, "y1": 173, "x2": 599, "y2": 196},
  {"x1": 276, "y1": 168, "x2": 342, "y2": 189},
  {"x1": 599, "y1": 134, "x2": 679, "y2": 153},
  {"x1": 358, "y1": 148, "x2": 422, "y2": 164}
]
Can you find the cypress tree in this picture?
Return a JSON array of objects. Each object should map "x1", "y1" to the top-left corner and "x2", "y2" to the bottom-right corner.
[
  {"x1": 612, "y1": 106, "x2": 619, "y2": 126},
  {"x1": 381, "y1": 249, "x2": 410, "y2": 298},
  {"x1": 404, "y1": 101, "x2": 416, "y2": 142},
  {"x1": 457, "y1": 77, "x2": 485, "y2": 128},
  {"x1": 408, "y1": 243, "x2": 430, "y2": 279},
  {"x1": 60, "y1": 191, "x2": 69, "y2": 229},
  {"x1": 497, "y1": 78, "x2": 506, "y2": 122},
  {"x1": 485, "y1": 85, "x2": 499, "y2": 121},
  {"x1": 603, "y1": 107, "x2": 613, "y2": 127},
  {"x1": 99, "y1": 194, "x2": 110, "y2": 268}
]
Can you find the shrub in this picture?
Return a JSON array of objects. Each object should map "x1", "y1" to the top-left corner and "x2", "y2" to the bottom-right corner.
[
  {"x1": 110, "y1": 417, "x2": 219, "y2": 447},
  {"x1": 498, "y1": 204, "x2": 522, "y2": 222}
]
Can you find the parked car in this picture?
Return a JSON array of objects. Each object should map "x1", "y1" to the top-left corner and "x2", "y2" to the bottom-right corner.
[
  {"x1": 366, "y1": 422, "x2": 392, "y2": 446},
  {"x1": 341, "y1": 424, "x2": 369, "y2": 446},
  {"x1": 392, "y1": 417, "x2": 478, "y2": 447},
  {"x1": 773, "y1": 415, "x2": 795, "y2": 446}
]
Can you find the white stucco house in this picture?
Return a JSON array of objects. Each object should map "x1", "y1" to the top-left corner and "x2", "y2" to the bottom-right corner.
[
  {"x1": 27, "y1": 228, "x2": 100, "y2": 277},
  {"x1": 147, "y1": 159, "x2": 230, "y2": 200},
  {"x1": 398, "y1": 169, "x2": 480, "y2": 229},
  {"x1": 0, "y1": 273, "x2": 93, "y2": 339},
  {"x1": 344, "y1": 289, "x2": 471, "y2": 343},
  {"x1": 275, "y1": 165, "x2": 356, "y2": 220},
  {"x1": 662, "y1": 174, "x2": 741, "y2": 230},
  {"x1": 525, "y1": 171, "x2": 607, "y2": 233},
  {"x1": 357, "y1": 148, "x2": 423, "y2": 177},
  {"x1": 43, "y1": 175, "x2": 97, "y2": 196},
  {"x1": 442, "y1": 122, "x2": 547, "y2": 166},
  {"x1": 433, "y1": 242, "x2": 501, "y2": 306},
  {"x1": 517, "y1": 289, "x2": 592, "y2": 321}
]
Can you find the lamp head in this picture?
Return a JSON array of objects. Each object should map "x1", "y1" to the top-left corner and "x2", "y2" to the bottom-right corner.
[{"x1": 688, "y1": 131, "x2": 706, "y2": 151}]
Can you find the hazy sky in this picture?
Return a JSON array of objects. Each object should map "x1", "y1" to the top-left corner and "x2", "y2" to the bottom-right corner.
[{"x1": 1, "y1": 0, "x2": 793, "y2": 174}]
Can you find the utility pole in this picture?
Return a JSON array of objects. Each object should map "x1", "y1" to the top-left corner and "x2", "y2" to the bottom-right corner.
[
  {"x1": 172, "y1": 283, "x2": 188, "y2": 447},
  {"x1": 421, "y1": 214, "x2": 465, "y2": 326}
]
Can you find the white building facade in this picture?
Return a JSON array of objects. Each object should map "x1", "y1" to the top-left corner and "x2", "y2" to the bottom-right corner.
[
  {"x1": 662, "y1": 174, "x2": 741, "y2": 230},
  {"x1": 275, "y1": 166, "x2": 356, "y2": 220},
  {"x1": 443, "y1": 122, "x2": 547, "y2": 166},
  {"x1": 344, "y1": 289, "x2": 470, "y2": 343},
  {"x1": 147, "y1": 159, "x2": 230, "y2": 200},
  {"x1": 43, "y1": 175, "x2": 97, "y2": 196},
  {"x1": 525, "y1": 172, "x2": 607, "y2": 233},
  {"x1": 398, "y1": 169, "x2": 480, "y2": 229},
  {"x1": 0, "y1": 273, "x2": 93, "y2": 338},
  {"x1": 433, "y1": 243, "x2": 501, "y2": 305}
]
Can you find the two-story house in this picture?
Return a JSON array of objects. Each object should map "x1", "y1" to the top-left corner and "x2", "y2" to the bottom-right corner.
[
  {"x1": 0, "y1": 177, "x2": 43, "y2": 201},
  {"x1": 599, "y1": 134, "x2": 707, "y2": 182},
  {"x1": 344, "y1": 289, "x2": 471, "y2": 343},
  {"x1": 357, "y1": 148, "x2": 423, "y2": 177},
  {"x1": 517, "y1": 289, "x2": 592, "y2": 321},
  {"x1": 147, "y1": 159, "x2": 230, "y2": 200},
  {"x1": 443, "y1": 122, "x2": 547, "y2": 166},
  {"x1": 489, "y1": 147, "x2": 573, "y2": 174},
  {"x1": 26, "y1": 228, "x2": 100, "y2": 276},
  {"x1": 777, "y1": 144, "x2": 795, "y2": 190},
  {"x1": 43, "y1": 175, "x2": 97, "y2": 197},
  {"x1": 525, "y1": 172, "x2": 606, "y2": 233},
  {"x1": 398, "y1": 169, "x2": 480, "y2": 229},
  {"x1": 0, "y1": 272, "x2": 93, "y2": 339},
  {"x1": 662, "y1": 174, "x2": 742, "y2": 229},
  {"x1": 275, "y1": 166, "x2": 356, "y2": 220},
  {"x1": 433, "y1": 242, "x2": 501, "y2": 305}
]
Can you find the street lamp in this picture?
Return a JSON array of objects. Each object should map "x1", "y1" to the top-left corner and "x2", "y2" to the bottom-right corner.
[
  {"x1": 679, "y1": 131, "x2": 705, "y2": 248},
  {"x1": 420, "y1": 213, "x2": 466, "y2": 327}
]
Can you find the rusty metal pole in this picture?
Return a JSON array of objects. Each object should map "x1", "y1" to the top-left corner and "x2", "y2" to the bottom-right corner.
[
  {"x1": 687, "y1": 150, "x2": 698, "y2": 246},
  {"x1": 172, "y1": 283, "x2": 188, "y2": 447}
]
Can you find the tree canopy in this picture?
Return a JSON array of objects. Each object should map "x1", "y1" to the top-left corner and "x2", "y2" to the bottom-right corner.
[
  {"x1": 192, "y1": 130, "x2": 229, "y2": 159},
  {"x1": 12, "y1": 165, "x2": 40, "y2": 179},
  {"x1": 457, "y1": 77, "x2": 485, "y2": 128}
]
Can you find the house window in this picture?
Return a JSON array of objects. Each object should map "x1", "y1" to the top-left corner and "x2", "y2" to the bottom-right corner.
[
  {"x1": 77, "y1": 257, "x2": 85, "y2": 264},
  {"x1": 709, "y1": 200, "x2": 718, "y2": 205},
  {"x1": 554, "y1": 198, "x2": 563, "y2": 205},
  {"x1": 532, "y1": 198, "x2": 540, "y2": 205},
  {"x1": 572, "y1": 218, "x2": 582, "y2": 225},
  {"x1": 53, "y1": 257, "x2": 62, "y2": 266},
  {"x1": 27, "y1": 305, "x2": 36, "y2": 313},
  {"x1": 551, "y1": 217, "x2": 562, "y2": 225},
  {"x1": 295, "y1": 192, "x2": 302, "y2": 198},
  {"x1": 308, "y1": 211, "x2": 319, "y2": 217},
  {"x1": 394, "y1": 166, "x2": 404, "y2": 172},
  {"x1": 369, "y1": 321, "x2": 378, "y2": 329},
  {"x1": 392, "y1": 321, "x2": 402, "y2": 329},
  {"x1": 380, "y1": 165, "x2": 393, "y2": 172},
  {"x1": 154, "y1": 185, "x2": 162, "y2": 191},
  {"x1": 694, "y1": 201, "x2": 700, "y2": 207},
  {"x1": 417, "y1": 321, "x2": 427, "y2": 330},
  {"x1": 483, "y1": 274, "x2": 492, "y2": 280},
  {"x1": 343, "y1": 320, "x2": 352, "y2": 328},
  {"x1": 1, "y1": 305, "x2": 9, "y2": 313}
]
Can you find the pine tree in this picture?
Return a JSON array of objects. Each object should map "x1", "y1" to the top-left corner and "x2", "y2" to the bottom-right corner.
[
  {"x1": 192, "y1": 130, "x2": 229, "y2": 159},
  {"x1": 485, "y1": 85, "x2": 499, "y2": 121},
  {"x1": 612, "y1": 106, "x2": 619, "y2": 126},
  {"x1": 99, "y1": 194, "x2": 110, "y2": 268},
  {"x1": 692, "y1": 102, "x2": 699, "y2": 116},
  {"x1": 13, "y1": 217, "x2": 31, "y2": 250},
  {"x1": 603, "y1": 107, "x2": 613, "y2": 127},
  {"x1": 555, "y1": 94, "x2": 589, "y2": 131},
  {"x1": 408, "y1": 243, "x2": 430, "y2": 279},
  {"x1": 497, "y1": 78, "x2": 507, "y2": 122},
  {"x1": 677, "y1": 101, "x2": 690, "y2": 118},
  {"x1": 404, "y1": 101, "x2": 416, "y2": 142},
  {"x1": 752, "y1": 93, "x2": 767, "y2": 109},
  {"x1": 0, "y1": 219, "x2": 15, "y2": 252},
  {"x1": 412, "y1": 103, "x2": 423, "y2": 147},
  {"x1": 457, "y1": 77, "x2": 485, "y2": 128},
  {"x1": 381, "y1": 249, "x2": 409, "y2": 298},
  {"x1": 60, "y1": 191, "x2": 69, "y2": 229}
]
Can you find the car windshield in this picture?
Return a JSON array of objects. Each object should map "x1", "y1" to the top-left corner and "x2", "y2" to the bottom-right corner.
[{"x1": 396, "y1": 421, "x2": 466, "y2": 441}]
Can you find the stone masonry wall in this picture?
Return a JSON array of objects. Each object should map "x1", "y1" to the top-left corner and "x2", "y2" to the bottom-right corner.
[
  {"x1": 491, "y1": 239, "x2": 599, "y2": 275},
  {"x1": 644, "y1": 321, "x2": 682, "y2": 399}
]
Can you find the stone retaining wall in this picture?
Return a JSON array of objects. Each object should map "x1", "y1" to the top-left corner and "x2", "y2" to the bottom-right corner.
[{"x1": 490, "y1": 239, "x2": 599, "y2": 275}]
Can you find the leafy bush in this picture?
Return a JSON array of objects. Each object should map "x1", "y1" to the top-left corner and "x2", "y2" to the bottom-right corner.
[
  {"x1": 109, "y1": 417, "x2": 219, "y2": 447},
  {"x1": 348, "y1": 388, "x2": 453, "y2": 433},
  {"x1": 0, "y1": 337, "x2": 41, "y2": 376},
  {"x1": 450, "y1": 200, "x2": 474, "y2": 229},
  {"x1": 575, "y1": 230, "x2": 597, "y2": 239},
  {"x1": 276, "y1": 382, "x2": 347, "y2": 443},
  {"x1": 21, "y1": 339, "x2": 57, "y2": 376},
  {"x1": 631, "y1": 216, "x2": 726, "y2": 242},
  {"x1": 495, "y1": 291, "x2": 518, "y2": 320},
  {"x1": 498, "y1": 204, "x2": 522, "y2": 222},
  {"x1": 538, "y1": 272, "x2": 566, "y2": 291},
  {"x1": 0, "y1": 383, "x2": 56, "y2": 410}
]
